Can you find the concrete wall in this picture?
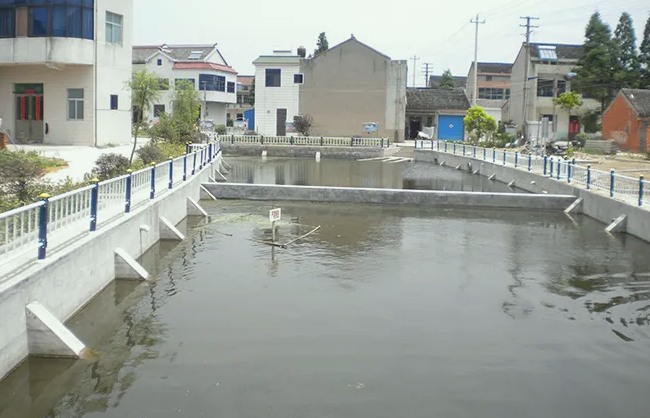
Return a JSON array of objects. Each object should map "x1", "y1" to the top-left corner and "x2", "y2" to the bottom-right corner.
[
  {"x1": 0, "y1": 153, "x2": 220, "y2": 381},
  {"x1": 205, "y1": 183, "x2": 575, "y2": 210},
  {"x1": 221, "y1": 143, "x2": 396, "y2": 160},
  {"x1": 254, "y1": 59, "x2": 301, "y2": 136},
  {"x1": 415, "y1": 149, "x2": 650, "y2": 243},
  {"x1": 299, "y1": 39, "x2": 407, "y2": 142}
]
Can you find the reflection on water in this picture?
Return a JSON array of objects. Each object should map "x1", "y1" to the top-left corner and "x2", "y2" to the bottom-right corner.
[
  {"x1": 226, "y1": 156, "x2": 524, "y2": 193},
  {"x1": 1, "y1": 202, "x2": 650, "y2": 418}
]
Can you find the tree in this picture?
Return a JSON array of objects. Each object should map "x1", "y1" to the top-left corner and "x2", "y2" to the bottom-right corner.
[
  {"x1": 0, "y1": 150, "x2": 45, "y2": 203},
  {"x1": 314, "y1": 32, "x2": 329, "y2": 56},
  {"x1": 640, "y1": 15, "x2": 650, "y2": 88},
  {"x1": 439, "y1": 69, "x2": 456, "y2": 89},
  {"x1": 554, "y1": 91, "x2": 584, "y2": 113},
  {"x1": 172, "y1": 79, "x2": 200, "y2": 141},
  {"x1": 127, "y1": 70, "x2": 162, "y2": 163},
  {"x1": 464, "y1": 106, "x2": 497, "y2": 143},
  {"x1": 247, "y1": 78, "x2": 255, "y2": 106},
  {"x1": 613, "y1": 12, "x2": 641, "y2": 89},
  {"x1": 293, "y1": 114, "x2": 313, "y2": 136},
  {"x1": 574, "y1": 12, "x2": 617, "y2": 111}
]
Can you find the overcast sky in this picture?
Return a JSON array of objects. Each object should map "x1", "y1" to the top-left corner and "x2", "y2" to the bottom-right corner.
[{"x1": 133, "y1": 0, "x2": 649, "y2": 86}]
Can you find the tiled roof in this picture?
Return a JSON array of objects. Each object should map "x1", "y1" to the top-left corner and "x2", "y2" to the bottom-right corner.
[
  {"x1": 407, "y1": 88, "x2": 470, "y2": 111},
  {"x1": 477, "y1": 62, "x2": 512, "y2": 74},
  {"x1": 237, "y1": 75, "x2": 254, "y2": 86},
  {"x1": 173, "y1": 62, "x2": 237, "y2": 74},
  {"x1": 621, "y1": 89, "x2": 650, "y2": 117},
  {"x1": 530, "y1": 43, "x2": 584, "y2": 61},
  {"x1": 133, "y1": 44, "x2": 218, "y2": 64},
  {"x1": 429, "y1": 75, "x2": 467, "y2": 88}
]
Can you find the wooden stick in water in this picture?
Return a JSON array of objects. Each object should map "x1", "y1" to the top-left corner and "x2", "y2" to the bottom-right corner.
[{"x1": 281, "y1": 226, "x2": 321, "y2": 248}]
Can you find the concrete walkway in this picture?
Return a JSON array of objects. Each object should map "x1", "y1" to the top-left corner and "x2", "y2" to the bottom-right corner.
[{"x1": 9, "y1": 139, "x2": 148, "y2": 183}]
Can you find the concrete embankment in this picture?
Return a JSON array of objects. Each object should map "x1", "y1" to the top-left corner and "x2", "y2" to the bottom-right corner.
[
  {"x1": 415, "y1": 149, "x2": 650, "y2": 242},
  {"x1": 0, "y1": 154, "x2": 220, "y2": 381},
  {"x1": 203, "y1": 183, "x2": 576, "y2": 210},
  {"x1": 221, "y1": 143, "x2": 398, "y2": 160}
]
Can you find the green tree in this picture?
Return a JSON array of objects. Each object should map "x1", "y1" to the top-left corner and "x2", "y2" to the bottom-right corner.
[
  {"x1": 314, "y1": 32, "x2": 329, "y2": 56},
  {"x1": 640, "y1": 15, "x2": 650, "y2": 88},
  {"x1": 613, "y1": 12, "x2": 641, "y2": 89},
  {"x1": 127, "y1": 70, "x2": 162, "y2": 163},
  {"x1": 554, "y1": 91, "x2": 584, "y2": 113},
  {"x1": 172, "y1": 79, "x2": 200, "y2": 141},
  {"x1": 247, "y1": 78, "x2": 255, "y2": 106},
  {"x1": 439, "y1": 69, "x2": 456, "y2": 89},
  {"x1": 574, "y1": 12, "x2": 617, "y2": 111},
  {"x1": 0, "y1": 150, "x2": 45, "y2": 203},
  {"x1": 464, "y1": 105, "x2": 497, "y2": 143},
  {"x1": 293, "y1": 114, "x2": 313, "y2": 136}
]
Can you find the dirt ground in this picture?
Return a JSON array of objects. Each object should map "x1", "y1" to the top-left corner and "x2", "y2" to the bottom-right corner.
[{"x1": 572, "y1": 151, "x2": 650, "y2": 178}]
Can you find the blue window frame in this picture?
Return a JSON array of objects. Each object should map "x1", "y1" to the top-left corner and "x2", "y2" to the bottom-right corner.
[
  {"x1": 199, "y1": 74, "x2": 226, "y2": 92},
  {"x1": 0, "y1": 0, "x2": 94, "y2": 39}
]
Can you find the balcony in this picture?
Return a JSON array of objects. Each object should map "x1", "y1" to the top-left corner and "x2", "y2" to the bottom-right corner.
[{"x1": 0, "y1": 37, "x2": 94, "y2": 66}]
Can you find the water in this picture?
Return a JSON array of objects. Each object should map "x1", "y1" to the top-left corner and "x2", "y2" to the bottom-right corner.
[
  {"x1": 225, "y1": 156, "x2": 523, "y2": 193},
  {"x1": 1, "y1": 200, "x2": 650, "y2": 418}
]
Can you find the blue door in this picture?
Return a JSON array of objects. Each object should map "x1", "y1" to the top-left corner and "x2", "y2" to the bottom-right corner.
[
  {"x1": 437, "y1": 115, "x2": 465, "y2": 141},
  {"x1": 244, "y1": 109, "x2": 255, "y2": 131}
]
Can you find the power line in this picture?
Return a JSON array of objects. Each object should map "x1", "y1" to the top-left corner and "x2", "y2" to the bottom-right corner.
[
  {"x1": 422, "y1": 62, "x2": 433, "y2": 87},
  {"x1": 470, "y1": 14, "x2": 486, "y2": 105},
  {"x1": 410, "y1": 55, "x2": 420, "y2": 87}
]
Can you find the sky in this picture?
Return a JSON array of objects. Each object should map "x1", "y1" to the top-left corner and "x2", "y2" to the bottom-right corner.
[{"x1": 133, "y1": 0, "x2": 649, "y2": 86}]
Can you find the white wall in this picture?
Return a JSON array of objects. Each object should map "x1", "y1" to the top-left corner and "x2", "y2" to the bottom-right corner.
[{"x1": 254, "y1": 62, "x2": 301, "y2": 136}]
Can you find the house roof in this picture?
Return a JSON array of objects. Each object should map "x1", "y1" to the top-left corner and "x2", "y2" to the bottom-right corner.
[
  {"x1": 476, "y1": 62, "x2": 512, "y2": 74},
  {"x1": 621, "y1": 88, "x2": 650, "y2": 117},
  {"x1": 313, "y1": 35, "x2": 392, "y2": 60},
  {"x1": 429, "y1": 75, "x2": 467, "y2": 88},
  {"x1": 406, "y1": 88, "x2": 470, "y2": 111},
  {"x1": 253, "y1": 55, "x2": 301, "y2": 65},
  {"x1": 173, "y1": 62, "x2": 237, "y2": 74},
  {"x1": 133, "y1": 43, "x2": 222, "y2": 64},
  {"x1": 237, "y1": 75, "x2": 254, "y2": 86},
  {"x1": 529, "y1": 43, "x2": 584, "y2": 61}
]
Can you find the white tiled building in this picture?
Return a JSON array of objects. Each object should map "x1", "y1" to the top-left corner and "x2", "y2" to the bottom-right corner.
[
  {"x1": 0, "y1": 0, "x2": 133, "y2": 146},
  {"x1": 132, "y1": 44, "x2": 237, "y2": 127}
]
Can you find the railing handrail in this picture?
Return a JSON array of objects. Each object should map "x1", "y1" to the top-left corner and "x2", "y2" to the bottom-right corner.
[
  {"x1": 0, "y1": 201, "x2": 44, "y2": 220},
  {"x1": 49, "y1": 185, "x2": 96, "y2": 203}
]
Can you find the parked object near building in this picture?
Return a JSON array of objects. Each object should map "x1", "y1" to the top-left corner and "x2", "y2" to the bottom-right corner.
[
  {"x1": 0, "y1": 0, "x2": 133, "y2": 146},
  {"x1": 504, "y1": 43, "x2": 600, "y2": 140},
  {"x1": 253, "y1": 36, "x2": 407, "y2": 142},
  {"x1": 602, "y1": 89, "x2": 650, "y2": 153},
  {"x1": 132, "y1": 43, "x2": 237, "y2": 127},
  {"x1": 406, "y1": 88, "x2": 470, "y2": 141}
]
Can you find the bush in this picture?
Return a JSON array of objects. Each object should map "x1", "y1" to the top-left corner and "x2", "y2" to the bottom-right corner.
[
  {"x1": 0, "y1": 150, "x2": 46, "y2": 202},
  {"x1": 136, "y1": 143, "x2": 166, "y2": 165},
  {"x1": 215, "y1": 124, "x2": 227, "y2": 135},
  {"x1": 574, "y1": 133, "x2": 589, "y2": 148},
  {"x1": 90, "y1": 153, "x2": 130, "y2": 181},
  {"x1": 150, "y1": 114, "x2": 180, "y2": 143}
]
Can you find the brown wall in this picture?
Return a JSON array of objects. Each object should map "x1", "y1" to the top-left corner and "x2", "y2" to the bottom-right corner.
[
  {"x1": 602, "y1": 94, "x2": 646, "y2": 152},
  {"x1": 299, "y1": 40, "x2": 406, "y2": 142}
]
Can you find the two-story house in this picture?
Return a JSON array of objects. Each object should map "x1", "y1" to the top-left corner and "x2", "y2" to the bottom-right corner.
[
  {"x1": 0, "y1": 0, "x2": 133, "y2": 146},
  {"x1": 504, "y1": 43, "x2": 600, "y2": 140},
  {"x1": 253, "y1": 36, "x2": 407, "y2": 142},
  {"x1": 226, "y1": 75, "x2": 254, "y2": 124},
  {"x1": 132, "y1": 43, "x2": 237, "y2": 126},
  {"x1": 466, "y1": 62, "x2": 512, "y2": 122}
]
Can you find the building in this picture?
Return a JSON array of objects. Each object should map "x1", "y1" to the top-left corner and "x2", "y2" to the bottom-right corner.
[
  {"x1": 602, "y1": 89, "x2": 650, "y2": 153},
  {"x1": 429, "y1": 74, "x2": 467, "y2": 90},
  {"x1": 505, "y1": 43, "x2": 600, "y2": 140},
  {"x1": 253, "y1": 36, "x2": 407, "y2": 142},
  {"x1": 466, "y1": 62, "x2": 512, "y2": 122},
  {"x1": 226, "y1": 75, "x2": 254, "y2": 123},
  {"x1": 406, "y1": 88, "x2": 470, "y2": 140},
  {"x1": 0, "y1": 0, "x2": 133, "y2": 146},
  {"x1": 132, "y1": 43, "x2": 237, "y2": 126}
]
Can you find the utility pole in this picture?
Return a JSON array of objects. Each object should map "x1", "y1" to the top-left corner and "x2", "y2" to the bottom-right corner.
[
  {"x1": 422, "y1": 62, "x2": 433, "y2": 87},
  {"x1": 410, "y1": 55, "x2": 420, "y2": 87},
  {"x1": 470, "y1": 14, "x2": 485, "y2": 106},
  {"x1": 520, "y1": 16, "x2": 539, "y2": 137}
]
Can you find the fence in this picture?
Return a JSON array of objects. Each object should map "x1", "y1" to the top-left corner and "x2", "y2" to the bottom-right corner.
[
  {"x1": 0, "y1": 141, "x2": 220, "y2": 270},
  {"x1": 217, "y1": 134, "x2": 390, "y2": 148},
  {"x1": 415, "y1": 139, "x2": 648, "y2": 208}
]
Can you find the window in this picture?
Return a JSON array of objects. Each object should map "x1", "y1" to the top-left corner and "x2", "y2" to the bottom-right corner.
[
  {"x1": 0, "y1": 8, "x2": 15, "y2": 38},
  {"x1": 478, "y1": 88, "x2": 505, "y2": 100},
  {"x1": 236, "y1": 113, "x2": 243, "y2": 119},
  {"x1": 505, "y1": 89, "x2": 511, "y2": 99},
  {"x1": 157, "y1": 58, "x2": 162, "y2": 66},
  {"x1": 265, "y1": 69, "x2": 281, "y2": 87},
  {"x1": 110, "y1": 94, "x2": 118, "y2": 110},
  {"x1": 188, "y1": 51, "x2": 202, "y2": 60},
  {"x1": 227, "y1": 82, "x2": 235, "y2": 93},
  {"x1": 294, "y1": 74, "x2": 304, "y2": 84},
  {"x1": 199, "y1": 74, "x2": 225, "y2": 92},
  {"x1": 538, "y1": 46, "x2": 558, "y2": 60},
  {"x1": 157, "y1": 78, "x2": 169, "y2": 90},
  {"x1": 485, "y1": 76, "x2": 493, "y2": 82},
  {"x1": 175, "y1": 78, "x2": 195, "y2": 88},
  {"x1": 153, "y1": 104, "x2": 165, "y2": 117},
  {"x1": 537, "y1": 79, "x2": 554, "y2": 97},
  {"x1": 105, "y1": 11, "x2": 122, "y2": 44},
  {"x1": 67, "y1": 89, "x2": 84, "y2": 120}
]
